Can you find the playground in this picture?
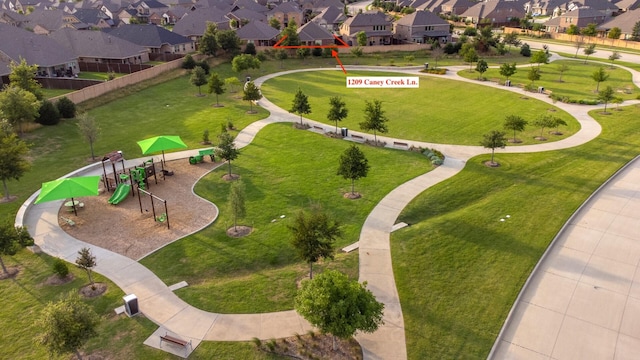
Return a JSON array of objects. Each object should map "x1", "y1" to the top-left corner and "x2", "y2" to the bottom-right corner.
[{"x1": 58, "y1": 159, "x2": 219, "y2": 260}]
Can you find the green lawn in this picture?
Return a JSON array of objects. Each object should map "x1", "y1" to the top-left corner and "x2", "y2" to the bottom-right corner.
[
  {"x1": 261, "y1": 70, "x2": 578, "y2": 145},
  {"x1": 42, "y1": 88, "x2": 74, "y2": 99},
  {"x1": 457, "y1": 59, "x2": 638, "y2": 102},
  {"x1": 77, "y1": 72, "x2": 126, "y2": 81},
  {"x1": 392, "y1": 104, "x2": 640, "y2": 358}
]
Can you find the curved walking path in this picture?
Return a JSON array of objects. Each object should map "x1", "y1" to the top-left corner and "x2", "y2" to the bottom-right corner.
[{"x1": 17, "y1": 53, "x2": 640, "y2": 359}]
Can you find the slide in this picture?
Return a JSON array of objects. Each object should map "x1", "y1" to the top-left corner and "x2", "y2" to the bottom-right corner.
[{"x1": 108, "y1": 183, "x2": 131, "y2": 205}]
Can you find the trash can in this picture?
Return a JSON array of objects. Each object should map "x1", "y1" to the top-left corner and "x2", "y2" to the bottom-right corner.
[
  {"x1": 123, "y1": 294, "x2": 139, "y2": 317},
  {"x1": 538, "y1": 86, "x2": 545, "y2": 94},
  {"x1": 505, "y1": 80, "x2": 511, "y2": 87},
  {"x1": 341, "y1": 127, "x2": 348, "y2": 137},
  {"x1": 424, "y1": 63, "x2": 429, "y2": 70}
]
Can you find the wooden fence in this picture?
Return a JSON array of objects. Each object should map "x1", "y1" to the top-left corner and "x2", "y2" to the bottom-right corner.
[{"x1": 503, "y1": 27, "x2": 640, "y2": 51}]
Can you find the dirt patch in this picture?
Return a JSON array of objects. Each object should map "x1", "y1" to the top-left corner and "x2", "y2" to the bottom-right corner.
[
  {"x1": 484, "y1": 161, "x2": 500, "y2": 168},
  {"x1": 0, "y1": 266, "x2": 20, "y2": 280},
  {"x1": 343, "y1": 192, "x2": 362, "y2": 199},
  {"x1": 0, "y1": 195, "x2": 18, "y2": 204},
  {"x1": 256, "y1": 332, "x2": 362, "y2": 360},
  {"x1": 44, "y1": 274, "x2": 75, "y2": 286},
  {"x1": 222, "y1": 173, "x2": 240, "y2": 181},
  {"x1": 79, "y1": 282, "x2": 107, "y2": 298},
  {"x1": 508, "y1": 139, "x2": 522, "y2": 144},
  {"x1": 58, "y1": 159, "x2": 220, "y2": 260},
  {"x1": 534, "y1": 136, "x2": 548, "y2": 141},
  {"x1": 226, "y1": 225, "x2": 252, "y2": 238}
]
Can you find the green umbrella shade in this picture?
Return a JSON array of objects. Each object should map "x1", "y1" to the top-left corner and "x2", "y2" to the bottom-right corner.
[
  {"x1": 35, "y1": 176, "x2": 101, "y2": 204},
  {"x1": 137, "y1": 135, "x2": 188, "y2": 162}
]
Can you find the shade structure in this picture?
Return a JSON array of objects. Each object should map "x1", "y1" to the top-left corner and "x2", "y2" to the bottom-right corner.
[
  {"x1": 35, "y1": 176, "x2": 101, "y2": 216},
  {"x1": 137, "y1": 135, "x2": 188, "y2": 163}
]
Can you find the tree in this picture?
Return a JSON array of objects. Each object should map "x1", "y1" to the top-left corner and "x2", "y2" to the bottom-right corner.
[
  {"x1": 190, "y1": 66, "x2": 207, "y2": 96},
  {"x1": 182, "y1": 54, "x2": 196, "y2": 69},
  {"x1": 0, "y1": 122, "x2": 31, "y2": 200},
  {"x1": 480, "y1": 130, "x2": 507, "y2": 165},
  {"x1": 244, "y1": 42, "x2": 256, "y2": 55},
  {"x1": 475, "y1": 59, "x2": 488, "y2": 79},
  {"x1": 327, "y1": 96, "x2": 348, "y2": 133},
  {"x1": 199, "y1": 22, "x2": 219, "y2": 55},
  {"x1": 269, "y1": 17, "x2": 281, "y2": 30},
  {"x1": 499, "y1": 62, "x2": 517, "y2": 81},
  {"x1": 533, "y1": 115, "x2": 555, "y2": 139},
  {"x1": 598, "y1": 86, "x2": 615, "y2": 113},
  {"x1": 550, "y1": 117, "x2": 567, "y2": 134},
  {"x1": 289, "y1": 88, "x2": 311, "y2": 125},
  {"x1": 224, "y1": 77, "x2": 242, "y2": 93},
  {"x1": 356, "y1": 31, "x2": 367, "y2": 46},
  {"x1": 36, "y1": 99, "x2": 61, "y2": 126},
  {"x1": 35, "y1": 291, "x2": 100, "y2": 360},
  {"x1": 608, "y1": 27, "x2": 622, "y2": 39},
  {"x1": 581, "y1": 23, "x2": 597, "y2": 37},
  {"x1": 431, "y1": 47, "x2": 444, "y2": 69},
  {"x1": 76, "y1": 113, "x2": 100, "y2": 161},
  {"x1": 231, "y1": 54, "x2": 261, "y2": 75},
  {"x1": 557, "y1": 63, "x2": 569, "y2": 82},
  {"x1": 530, "y1": 49, "x2": 549, "y2": 69},
  {"x1": 337, "y1": 144, "x2": 370, "y2": 196},
  {"x1": 632, "y1": 21, "x2": 640, "y2": 41},
  {"x1": 75, "y1": 247, "x2": 96, "y2": 285},
  {"x1": 0, "y1": 86, "x2": 40, "y2": 134},
  {"x1": 0, "y1": 221, "x2": 33, "y2": 275},
  {"x1": 609, "y1": 51, "x2": 621, "y2": 66},
  {"x1": 227, "y1": 180, "x2": 246, "y2": 231},
  {"x1": 279, "y1": 18, "x2": 300, "y2": 46},
  {"x1": 460, "y1": 43, "x2": 478, "y2": 71},
  {"x1": 295, "y1": 270, "x2": 384, "y2": 350},
  {"x1": 527, "y1": 66, "x2": 541, "y2": 84},
  {"x1": 573, "y1": 37, "x2": 584, "y2": 57},
  {"x1": 473, "y1": 25, "x2": 496, "y2": 53},
  {"x1": 216, "y1": 30, "x2": 241, "y2": 54},
  {"x1": 567, "y1": 24, "x2": 580, "y2": 36},
  {"x1": 350, "y1": 46, "x2": 363, "y2": 64},
  {"x1": 215, "y1": 131, "x2": 240, "y2": 177},
  {"x1": 583, "y1": 44, "x2": 596, "y2": 63},
  {"x1": 207, "y1": 72, "x2": 225, "y2": 107},
  {"x1": 274, "y1": 49, "x2": 288, "y2": 68},
  {"x1": 503, "y1": 115, "x2": 528, "y2": 143},
  {"x1": 591, "y1": 66, "x2": 609, "y2": 92},
  {"x1": 242, "y1": 80, "x2": 262, "y2": 113},
  {"x1": 359, "y1": 99, "x2": 388, "y2": 143},
  {"x1": 8, "y1": 58, "x2": 43, "y2": 100},
  {"x1": 296, "y1": 47, "x2": 310, "y2": 60},
  {"x1": 502, "y1": 32, "x2": 520, "y2": 52},
  {"x1": 520, "y1": 43, "x2": 531, "y2": 57},
  {"x1": 56, "y1": 97, "x2": 76, "y2": 118},
  {"x1": 289, "y1": 206, "x2": 341, "y2": 279}
]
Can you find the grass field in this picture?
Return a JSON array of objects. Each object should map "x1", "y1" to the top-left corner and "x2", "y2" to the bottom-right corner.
[{"x1": 261, "y1": 70, "x2": 579, "y2": 145}]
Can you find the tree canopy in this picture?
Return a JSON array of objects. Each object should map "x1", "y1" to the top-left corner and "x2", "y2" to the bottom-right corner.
[
  {"x1": 242, "y1": 80, "x2": 262, "y2": 113},
  {"x1": 337, "y1": 144, "x2": 370, "y2": 196},
  {"x1": 199, "y1": 22, "x2": 219, "y2": 55},
  {"x1": 289, "y1": 88, "x2": 311, "y2": 125},
  {"x1": 499, "y1": 62, "x2": 517, "y2": 81},
  {"x1": 75, "y1": 247, "x2": 96, "y2": 285},
  {"x1": 480, "y1": 130, "x2": 507, "y2": 165},
  {"x1": 9, "y1": 58, "x2": 43, "y2": 99},
  {"x1": 591, "y1": 66, "x2": 609, "y2": 92},
  {"x1": 0, "y1": 86, "x2": 40, "y2": 134},
  {"x1": 0, "y1": 122, "x2": 31, "y2": 200},
  {"x1": 279, "y1": 19, "x2": 300, "y2": 46},
  {"x1": 598, "y1": 86, "x2": 615, "y2": 113},
  {"x1": 327, "y1": 96, "x2": 348, "y2": 133},
  {"x1": 0, "y1": 221, "x2": 33, "y2": 274},
  {"x1": 207, "y1": 72, "x2": 226, "y2": 107},
  {"x1": 232, "y1": 54, "x2": 261, "y2": 75},
  {"x1": 216, "y1": 131, "x2": 240, "y2": 177},
  {"x1": 503, "y1": 115, "x2": 528, "y2": 143},
  {"x1": 359, "y1": 99, "x2": 388, "y2": 143},
  {"x1": 77, "y1": 113, "x2": 100, "y2": 161},
  {"x1": 190, "y1": 66, "x2": 208, "y2": 96}
]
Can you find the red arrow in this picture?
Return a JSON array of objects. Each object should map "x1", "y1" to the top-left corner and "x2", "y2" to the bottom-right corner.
[{"x1": 332, "y1": 50, "x2": 346, "y2": 74}]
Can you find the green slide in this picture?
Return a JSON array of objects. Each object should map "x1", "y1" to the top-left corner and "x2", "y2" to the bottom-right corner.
[{"x1": 108, "y1": 183, "x2": 131, "y2": 205}]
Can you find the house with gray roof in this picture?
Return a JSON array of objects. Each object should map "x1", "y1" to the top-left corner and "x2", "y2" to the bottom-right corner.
[
  {"x1": 297, "y1": 20, "x2": 334, "y2": 45},
  {"x1": 71, "y1": 8, "x2": 114, "y2": 28},
  {"x1": 460, "y1": 0, "x2": 526, "y2": 26},
  {"x1": 103, "y1": 23, "x2": 194, "y2": 54},
  {"x1": 172, "y1": 7, "x2": 230, "y2": 42},
  {"x1": 544, "y1": 6, "x2": 609, "y2": 32},
  {"x1": 268, "y1": 1, "x2": 303, "y2": 28},
  {"x1": 0, "y1": 23, "x2": 78, "y2": 79},
  {"x1": 0, "y1": 9, "x2": 27, "y2": 26},
  {"x1": 49, "y1": 27, "x2": 149, "y2": 64},
  {"x1": 311, "y1": 5, "x2": 345, "y2": 32},
  {"x1": 440, "y1": 0, "x2": 476, "y2": 15},
  {"x1": 524, "y1": 0, "x2": 566, "y2": 16},
  {"x1": 394, "y1": 10, "x2": 451, "y2": 44},
  {"x1": 597, "y1": 7, "x2": 640, "y2": 39},
  {"x1": 339, "y1": 11, "x2": 393, "y2": 45},
  {"x1": 236, "y1": 19, "x2": 279, "y2": 45},
  {"x1": 614, "y1": 0, "x2": 640, "y2": 12},
  {"x1": 22, "y1": 8, "x2": 67, "y2": 34}
]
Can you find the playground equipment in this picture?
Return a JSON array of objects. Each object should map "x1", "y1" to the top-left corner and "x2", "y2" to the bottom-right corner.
[
  {"x1": 101, "y1": 150, "x2": 126, "y2": 192},
  {"x1": 136, "y1": 186, "x2": 170, "y2": 229},
  {"x1": 189, "y1": 148, "x2": 215, "y2": 165},
  {"x1": 108, "y1": 183, "x2": 131, "y2": 205}
]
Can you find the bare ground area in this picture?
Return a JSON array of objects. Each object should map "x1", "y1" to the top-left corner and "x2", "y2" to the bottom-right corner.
[{"x1": 58, "y1": 159, "x2": 220, "y2": 260}]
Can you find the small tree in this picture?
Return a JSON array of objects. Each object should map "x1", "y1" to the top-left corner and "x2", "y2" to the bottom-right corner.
[
  {"x1": 632, "y1": 21, "x2": 640, "y2": 41},
  {"x1": 475, "y1": 59, "x2": 488, "y2": 80},
  {"x1": 190, "y1": 66, "x2": 207, "y2": 96},
  {"x1": 350, "y1": 46, "x2": 363, "y2": 64},
  {"x1": 269, "y1": 17, "x2": 281, "y2": 30},
  {"x1": 56, "y1": 97, "x2": 76, "y2": 118},
  {"x1": 216, "y1": 30, "x2": 241, "y2": 54},
  {"x1": 0, "y1": 222, "x2": 33, "y2": 275},
  {"x1": 608, "y1": 27, "x2": 622, "y2": 39},
  {"x1": 75, "y1": 248, "x2": 96, "y2": 285},
  {"x1": 289, "y1": 206, "x2": 341, "y2": 279},
  {"x1": 567, "y1": 24, "x2": 580, "y2": 36},
  {"x1": 608, "y1": 51, "x2": 621, "y2": 66},
  {"x1": 224, "y1": 77, "x2": 242, "y2": 93},
  {"x1": 502, "y1": 32, "x2": 520, "y2": 51},
  {"x1": 550, "y1": 117, "x2": 567, "y2": 135},
  {"x1": 242, "y1": 80, "x2": 262, "y2": 113},
  {"x1": 581, "y1": 23, "x2": 598, "y2": 37},
  {"x1": 520, "y1": 43, "x2": 531, "y2": 57},
  {"x1": 35, "y1": 291, "x2": 100, "y2": 360},
  {"x1": 573, "y1": 37, "x2": 584, "y2": 58},
  {"x1": 295, "y1": 270, "x2": 384, "y2": 350},
  {"x1": 77, "y1": 113, "x2": 101, "y2": 161},
  {"x1": 274, "y1": 49, "x2": 288, "y2": 68},
  {"x1": 199, "y1": 22, "x2": 219, "y2": 55},
  {"x1": 0, "y1": 86, "x2": 40, "y2": 134},
  {"x1": 327, "y1": 96, "x2": 348, "y2": 133},
  {"x1": 480, "y1": 130, "x2": 507, "y2": 165},
  {"x1": 499, "y1": 62, "x2": 517, "y2": 81},
  {"x1": 36, "y1": 99, "x2": 61, "y2": 126},
  {"x1": 216, "y1": 131, "x2": 240, "y2": 177},
  {"x1": 591, "y1": 66, "x2": 609, "y2": 92},
  {"x1": 232, "y1": 54, "x2": 261, "y2": 76},
  {"x1": 337, "y1": 144, "x2": 370, "y2": 196},
  {"x1": 598, "y1": 86, "x2": 615, "y2": 113},
  {"x1": 431, "y1": 47, "x2": 444, "y2": 69},
  {"x1": 227, "y1": 180, "x2": 246, "y2": 231},
  {"x1": 181, "y1": 54, "x2": 196, "y2": 69},
  {"x1": 244, "y1": 42, "x2": 256, "y2": 55},
  {"x1": 207, "y1": 72, "x2": 226, "y2": 107},
  {"x1": 527, "y1": 66, "x2": 541, "y2": 85},
  {"x1": 9, "y1": 58, "x2": 43, "y2": 100},
  {"x1": 359, "y1": 99, "x2": 388, "y2": 143},
  {"x1": 289, "y1": 88, "x2": 311, "y2": 126},
  {"x1": 279, "y1": 18, "x2": 300, "y2": 46},
  {"x1": 461, "y1": 43, "x2": 478, "y2": 71},
  {"x1": 503, "y1": 115, "x2": 528, "y2": 143},
  {"x1": 530, "y1": 49, "x2": 549, "y2": 69},
  {"x1": 612, "y1": 96, "x2": 624, "y2": 111},
  {"x1": 533, "y1": 115, "x2": 555, "y2": 140},
  {"x1": 0, "y1": 122, "x2": 31, "y2": 200},
  {"x1": 557, "y1": 63, "x2": 569, "y2": 82},
  {"x1": 583, "y1": 44, "x2": 596, "y2": 63},
  {"x1": 356, "y1": 31, "x2": 367, "y2": 46}
]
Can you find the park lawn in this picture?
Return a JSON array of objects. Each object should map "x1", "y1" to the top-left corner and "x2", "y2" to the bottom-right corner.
[
  {"x1": 140, "y1": 122, "x2": 431, "y2": 313},
  {"x1": 261, "y1": 70, "x2": 578, "y2": 145},
  {"x1": 458, "y1": 59, "x2": 638, "y2": 101},
  {"x1": 392, "y1": 103, "x2": 640, "y2": 358}
]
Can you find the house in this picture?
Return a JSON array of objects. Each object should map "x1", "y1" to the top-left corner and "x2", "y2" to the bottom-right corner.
[
  {"x1": 440, "y1": 0, "x2": 478, "y2": 15},
  {"x1": 268, "y1": 1, "x2": 303, "y2": 28},
  {"x1": 129, "y1": 0, "x2": 168, "y2": 24},
  {"x1": 72, "y1": 8, "x2": 114, "y2": 28},
  {"x1": 103, "y1": 24, "x2": 195, "y2": 54},
  {"x1": 22, "y1": 8, "x2": 67, "y2": 34},
  {"x1": 524, "y1": 0, "x2": 566, "y2": 15},
  {"x1": 49, "y1": 27, "x2": 150, "y2": 64},
  {"x1": 116, "y1": 8, "x2": 137, "y2": 24},
  {"x1": 597, "y1": 7, "x2": 640, "y2": 39},
  {"x1": 544, "y1": 6, "x2": 609, "y2": 32},
  {"x1": 551, "y1": 0, "x2": 618, "y2": 17},
  {"x1": 172, "y1": 7, "x2": 230, "y2": 43},
  {"x1": 297, "y1": 20, "x2": 334, "y2": 45},
  {"x1": 460, "y1": 0, "x2": 526, "y2": 26},
  {"x1": 394, "y1": 10, "x2": 450, "y2": 44},
  {"x1": 413, "y1": 0, "x2": 448, "y2": 14},
  {"x1": 614, "y1": 0, "x2": 640, "y2": 12},
  {"x1": 0, "y1": 23, "x2": 78, "y2": 78},
  {"x1": 161, "y1": 6, "x2": 189, "y2": 25},
  {"x1": 339, "y1": 11, "x2": 393, "y2": 45},
  {"x1": 311, "y1": 5, "x2": 346, "y2": 32},
  {"x1": 0, "y1": 10, "x2": 27, "y2": 26},
  {"x1": 235, "y1": 19, "x2": 279, "y2": 45}
]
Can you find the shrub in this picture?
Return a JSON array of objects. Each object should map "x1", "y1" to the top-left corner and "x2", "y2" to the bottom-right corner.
[
  {"x1": 251, "y1": 337, "x2": 262, "y2": 348},
  {"x1": 196, "y1": 60, "x2": 210, "y2": 74},
  {"x1": 182, "y1": 54, "x2": 196, "y2": 69},
  {"x1": 36, "y1": 100, "x2": 61, "y2": 126},
  {"x1": 244, "y1": 42, "x2": 256, "y2": 55},
  {"x1": 107, "y1": 71, "x2": 116, "y2": 80},
  {"x1": 53, "y1": 259, "x2": 69, "y2": 278},
  {"x1": 56, "y1": 97, "x2": 76, "y2": 118},
  {"x1": 312, "y1": 48, "x2": 323, "y2": 57},
  {"x1": 520, "y1": 43, "x2": 531, "y2": 57},
  {"x1": 256, "y1": 51, "x2": 267, "y2": 62},
  {"x1": 322, "y1": 48, "x2": 333, "y2": 58}
]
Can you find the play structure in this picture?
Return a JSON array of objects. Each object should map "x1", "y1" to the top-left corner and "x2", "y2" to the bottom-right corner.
[
  {"x1": 101, "y1": 151, "x2": 167, "y2": 206},
  {"x1": 108, "y1": 183, "x2": 131, "y2": 205},
  {"x1": 136, "y1": 187, "x2": 170, "y2": 229},
  {"x1": 189, "y1": 148, "x2": 215, "y2": 165}
]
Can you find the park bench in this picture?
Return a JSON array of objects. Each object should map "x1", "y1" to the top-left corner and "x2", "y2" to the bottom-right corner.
[
  {"x1": 189, "y1": 148, "x2": 215, "y2": 164},
  {"x1": 394, "y1": 141, "x2": 409, "y2": 148},
  {"x1": 313, "y1": 125, "x2": 324, "y2": 132},
  {"x1": 160, "y1": 333, "x2": 191, "y2": 350},
  {"x1": 351, "y1": 134, "x2": 364, "y2": 141}
]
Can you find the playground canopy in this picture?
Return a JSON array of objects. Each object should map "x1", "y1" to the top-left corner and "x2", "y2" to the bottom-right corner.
[
  {"x1": 137, "y1": 135, "x2": 188, "y2": 163},
  {"x1": 35, "y1": 176, "x2": 101, "y2": 216}
]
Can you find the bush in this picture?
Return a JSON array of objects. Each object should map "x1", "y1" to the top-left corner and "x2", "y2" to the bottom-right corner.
[
  {"x1": 36, "y1": 100, "x2": 61, "y2": 126},
  {"x1": 520, "y1": 43, "x2": 531, "y2": 57},
  {"x1": 244, "y1": 42, "x2": 256, "y2": 55},
  {"x1": 256, "y1": 51, "x2": 267, "y2": 62},
  {"x1": 53, "y1": 259, "x2": 69, "y2": 278},
  {"x1": 322, "y1": 48, "x2": 333, "y2": 58},
  {"x1": 182, "y1": 54, "x2": 196, "y2": 69},
  {"x1": 56, "y1": 97, "x2": 76, "y2": 118},
  {"x1": 196, "y1": 60, "x2": 210, "y2": 74},
  {"x1": 312, "y1": 48, "x2": 323, "y2": 57}
]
